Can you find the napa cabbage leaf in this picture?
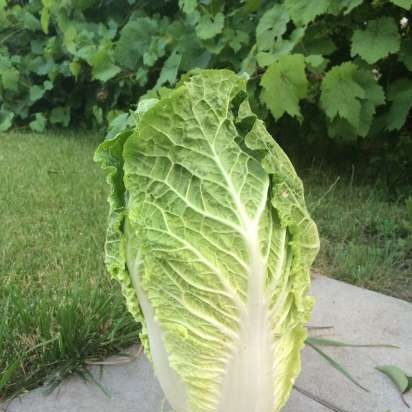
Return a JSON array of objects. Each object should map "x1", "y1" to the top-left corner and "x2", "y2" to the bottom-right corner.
[{"x1": 95, "y1": 69, "x2": 319, "y2": 412}]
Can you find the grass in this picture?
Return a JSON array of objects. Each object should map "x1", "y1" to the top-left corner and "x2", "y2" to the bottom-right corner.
[
  {"x1": 0, "y1": 131, "x2": 138, "y2": 400},
  {"x1": 0, "y1": 131, "x2": 410, "y2": 400},
  {"x1": 304, "y1": 166, "x2": 411, "y2": 302}
]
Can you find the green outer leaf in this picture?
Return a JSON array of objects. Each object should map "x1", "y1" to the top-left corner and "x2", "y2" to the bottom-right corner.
[
  {"x1": 307, "y1": 342, "x2": 369, "y2": 392},
  {"x1": 94, "y1": 130, "x2": 145, "y2": 329},
  {"x1": 260, "y1": 54, "x2": 308, "y2": 120},
  {"x1": 376, "y1": 365, "x2": 409, "y2": 393},
  {"x1": 351, "y1": 17, "x2": 401, "y2": 64}
]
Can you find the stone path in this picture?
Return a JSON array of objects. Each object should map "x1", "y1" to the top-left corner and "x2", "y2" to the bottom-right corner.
[{"x1": 3, "y1": 275, "x2": 412, "y2": 412}]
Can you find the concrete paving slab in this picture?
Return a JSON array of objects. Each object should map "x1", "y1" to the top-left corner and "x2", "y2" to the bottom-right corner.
[{"x1": 3, "y1": 275, "x2": 411, "y2": 412}]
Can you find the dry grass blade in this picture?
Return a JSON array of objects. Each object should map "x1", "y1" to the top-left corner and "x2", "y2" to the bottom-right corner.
[{"x1": 294, "y1": 385, "x2": 351, "y2": 412}]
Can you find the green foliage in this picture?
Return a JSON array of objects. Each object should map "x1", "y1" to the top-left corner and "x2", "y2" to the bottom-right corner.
[
  {"x1": 260, "y1": 54, "x2": 308, "y2": 120},
  {"x1": 351, "y1": 17, "x2": 401, "y2": 64},
  {"x1": 0, "y1": 0, "x2": 410, "y2": 166}
]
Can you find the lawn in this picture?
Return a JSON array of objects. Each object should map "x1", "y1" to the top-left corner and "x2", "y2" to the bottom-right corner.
[
  {"x1": 0, "y1": 131, "x2": 410, "y2": 399},
  {"x1": 0, "y1": 132, "x2": 138, "y2": 399}
]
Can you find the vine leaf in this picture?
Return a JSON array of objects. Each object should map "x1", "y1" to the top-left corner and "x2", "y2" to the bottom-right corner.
[
  {"x1": 320, "y1": 62, "x2": 365, "y2": 129},
  {"x1": 385, "y1": 79, "x2": 412, "y2": 131},
  {"x1": 155, "y1": 50, "x2": 182, "y2": 88},
  {"x1": 0, "y1": 109, "x2": 14, "y2": 132},
  {"x1": 284, "y1": 0, "x2": 330, "y2": 25},
  {"x1": 196, "y1": 12, "x2": 225, "y2": 40},
  {"x1": 351, "y1": 17, "x2": 401, "y2": 64},
  {"x1": 29, "y1": 112, "x2": 47, "y2": 132},
  {"x1": 353, "y1": 69, "x2": 385, "y2": 137},
  {"x1": 390, "y1": 0, "x2": 412, "y2": 10},
  {"x1": 256, "y1": 4, "x2": 289, "y2": 52},
  {"x1": 260, "y1": 53, "x2": 308, "y2": 120},
  {"x1": 328, "y1": 0, "x2": 363, "y2": 15}
]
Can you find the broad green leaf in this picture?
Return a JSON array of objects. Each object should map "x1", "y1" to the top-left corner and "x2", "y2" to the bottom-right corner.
[
  {"x1": 30, "y1": 85, "x2": 45, "y2": 102},
  {"x1": 96, "y1": 70, "x2": 319, "y2": 412},
  {"x1": 245, "y1": 0, "x2": 262, "y2": 13},
  {"x1": 241, "y1": 46, "x2": 257, "y2": 75},
  {"x1": 351, "y1": 17, "x2": 401, "y2": 64},
  {"x1": 385, "y1": 79, "x2": 412, "y2": 130},
  {"x1": 106, "y1": 112, "x2": 131, "y2": 140},
  {"x1": 196, "y1": 12, "x2": 225, "y2": 40},
  {"x1": 257, "y1": 27, "x2": 306, "y2": 67},
  {"x1": 28, "y1": 56, "x2": 56, "y2": 76},
  {"x1": 89, "y1": 48, "x2": 121, "y2": 82},
  {"x1": 179, "y1": 0, "x2": 197, "y2": 14},
  {"x1": 19, "y1": 10, "x2": 40, "y2": 31},
  {"x1": 143, "y1": 37, "x2": 167, "y2": 68},
  {"x1": 307, "y1": 342, "x2": 369, "y2": 392},
  {"x1": 328, "y1": 0, "x2": 363, "y2": 14},
  {"x1": 227, "y1": 30, "x2": 249, "y2": 53},
  {"x1": 44, "y1": 80, "x2": 53, "y2": 91},
  {"x1": 399, "y1": 40, "x2": 412, "y2": 71},
  {"x1": 29, "y1": 113, "x2": 47, "y2": 133},
  {"x1": 114, "y1": 17, "x2": 158, "y2": 70},
  {"x1": 40, "y1": 6, "x2": 50, "y2": 34},
  {"x1": 69, "y1": 61, "x2": 81, "y2": 78},
  {"x1": 390, "y1": 0, "x2": 412, "y2": 9},
  {"x1": 256, "y1": 5, "x2": 289, "y2": 52},
  {"x1": 49, "y1": 106, "x2": 70, "y2": 127},
  {"x1": 296, "y1": 24, "x2": 336, "y2": 56},
  {"x1": 327, "y1": 118, "x2": 358, "y2": 142},
  {"x1": 354, "y1": 69, "x2": 385, "y2": 137},
  {"x1": 305, "y1": 55, "x2": 325, "y2": 69},
  {"x1": 284, "y1": 0, "x2": 330, "y2": 25},
  {"x1": 63, "y1": 25, "x2": 78, "y2": 54},
  {"x1": 1, "y1": 67, "x2": 19, "y2": 91},
  {"x1": 376, "y1": 365, "x2": 410, "y2": 393},
  {"x1": 155, "y1": 51, "x2": 182, "y2": 88},
  {"x1": 260, "y1": 54, "x2": 308, "y2": 120},
  {"x1": 320, "y1": 62, "x2": 365, "y2": 129},
  {"x1": 0, "y1": 109, "x2": 14, "y2": 132}
]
